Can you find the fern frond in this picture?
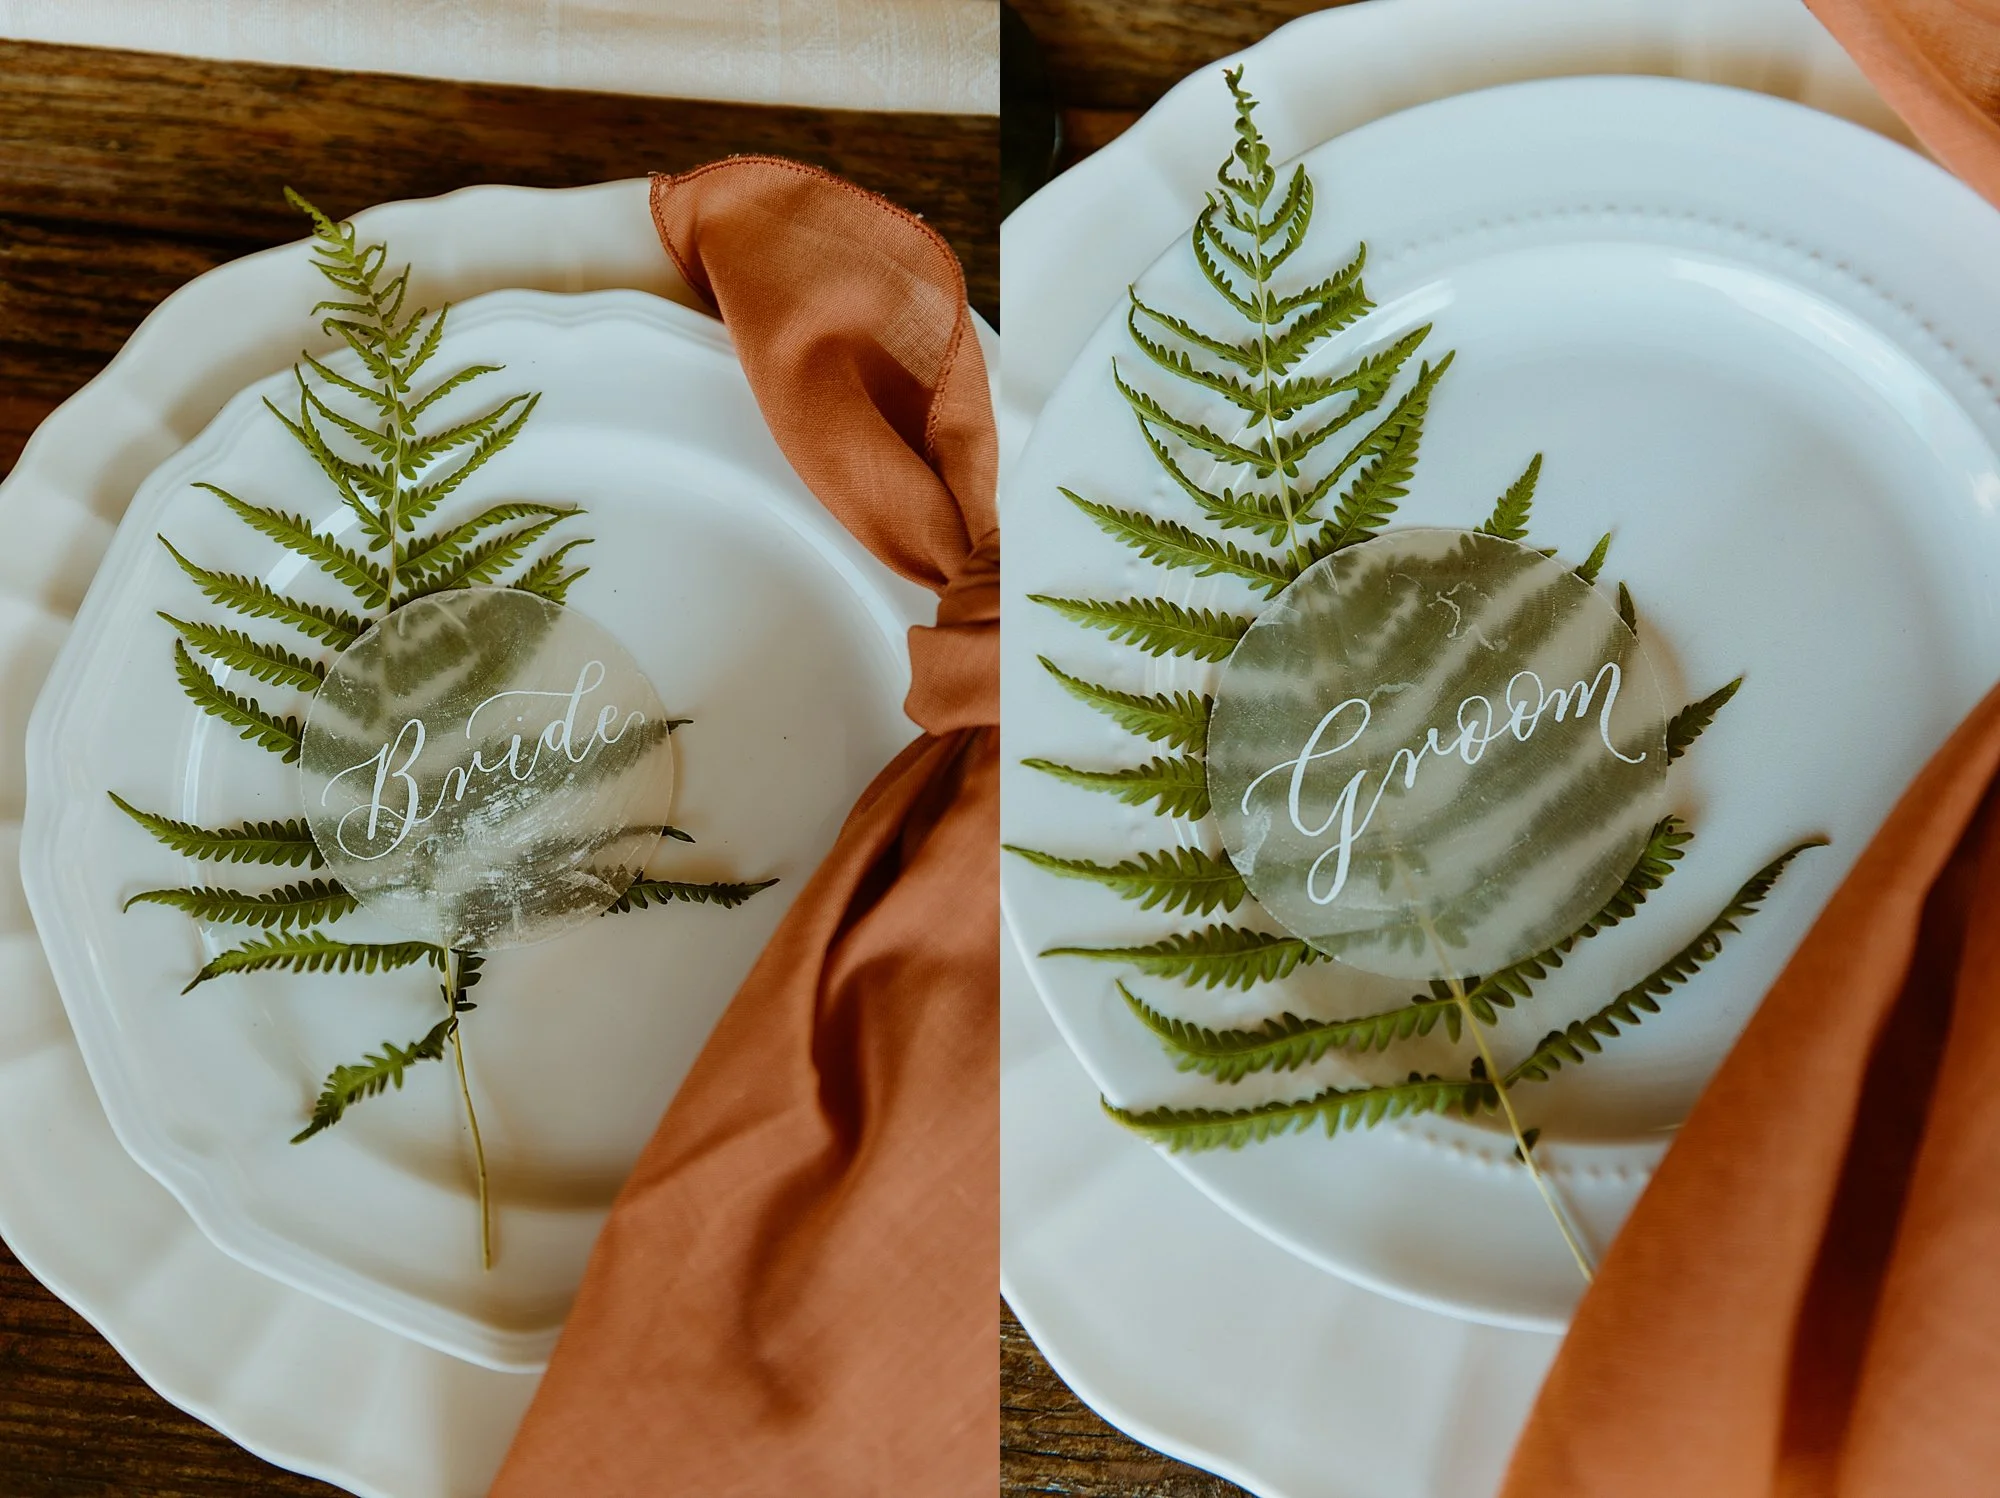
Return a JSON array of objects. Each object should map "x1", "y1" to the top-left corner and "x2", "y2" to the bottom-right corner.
[
  {"x1": 159, "y1": 614, "x2": 325, "y2": 692},
  {"x1": 397, "y1": 397, "x2": 539, "y2": 527},
  {"x1": 1575, "y1": 532, "x2": 1612, "y2": 586},
  {"x1": 194, "y1": 483, "x2": 389, "y2": 608},
  {"x1": 1022, "y1": 754, "x2": 1210, "y2": 818},
  {"x1": 173, "y1": 642, "x2": 302, "y2": 762},
  {"x1": 184, "y1": 933, "x2": 446, "y2": 992},
  {"x1": 393, "y1": 515, "x2": 567, "y2": 604},
  {"x1": 291, "y1": 1017, "x2": 455, "y2": 1143},
  {"x1": 1044, "y1": 923, "x2": 1331, "y2": 990},
  {"x1": 511, "y1": 538, "x2": 593, "y2": 604},
  {"x1": 1617, "y1": 581, "x2": 1637, "y2": 633},
  {"x1": 1668, "y1": 677, "x2": 1743, "y2": 763},
  {"x1": 607, "y1": 877, "x2": 780, "y2": 913},
  {"x1": 1127, "y1": 291, "x2": 1257, "y2": 372},
  {"x1": 1507, "y1": 839, "x2": 1824, "y2": 1085},
  {"x1": 400, "y1": 501, "x2": 575, "y2": 581},
  {"x1": 400, "y1": 393, "x2": 537, "y2": 475},
  {"x1": 1123, "y1": 982, "x2": 1457, "y2": 1082},
  {"x1": 126, "y1": 879, "x2": 357, "y2": 930},
  {"x1": 1028, "y1": 594, "x2": 1250, "y2": 662},
  {"x1": 1037, "y1": 657, "x2": 1208, "y2": 752},
  {"x1": 108, "y1": 792, "x2": 323, "y2": 868},
  {"x1": 1006, "y1": 845, "x2": 1244, "y2": 916},
  {"x1": 1064, "y1": 491, "x2": 1289, "y2": 596},
  {"x1": 158, "y1": 538, "x2": 363, "y2": 649},
  {"x1": 1107, "y1": 1073, "x2": 1490, "y2": 1151},
  {"x1": 1479, "y1": 454, "x2": 1542, "y2": 542}
]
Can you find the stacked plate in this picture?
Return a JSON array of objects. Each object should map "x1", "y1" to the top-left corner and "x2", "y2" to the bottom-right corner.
[
  {"x1": 1002, "y1": 1, "x2": 2000, "y2": 1495},
  {"x1": 0, "y1": 181, "x2": 986, "y2": 1495}
]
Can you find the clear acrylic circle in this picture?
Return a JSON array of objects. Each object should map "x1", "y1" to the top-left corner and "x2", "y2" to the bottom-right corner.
[
  {"x1": 1206, "y1": 528, "x2": 1670, "y2": 981},
  {"x1": 299, "y1": 587, "x2": 675, "y2": 950}
]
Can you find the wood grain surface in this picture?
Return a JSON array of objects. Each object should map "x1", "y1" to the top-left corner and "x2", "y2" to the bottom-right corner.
[
  {"x1": 0, "y1": 33, "x2": 995, "y2": 1497},
  {"x1": 0, "y1": 36, "x2": 997, "y2": 484},
  {"x1": 999, "y1": 5, "x2": 1358, "y2": 1494}
]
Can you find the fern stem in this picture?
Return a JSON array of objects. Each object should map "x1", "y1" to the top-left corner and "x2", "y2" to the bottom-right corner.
[
  {"x1": 445, "y1": 951, "x2": 493, "y2": 1271},
  {"x1": 1398, "y1": 861, "x2": 1595, "y2": 1283}
]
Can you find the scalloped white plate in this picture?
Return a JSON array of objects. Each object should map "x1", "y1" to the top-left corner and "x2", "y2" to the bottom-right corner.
[
  {"x1": 23, "y1": 284, "x2": 933, "y2": 1370},
  {"x1": 1005, "y1": 73, "x2": 2000, "y2": 1333},
  {"x1": 0, "y1": 177, "x2": 993, "y2": 1495}
]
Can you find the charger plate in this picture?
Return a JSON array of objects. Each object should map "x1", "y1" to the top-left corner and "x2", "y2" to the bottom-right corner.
[{"x1": 0, "y1": 178, "x2": 992, "y2": 1494}]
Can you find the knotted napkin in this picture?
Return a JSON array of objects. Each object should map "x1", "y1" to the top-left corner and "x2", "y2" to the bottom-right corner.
[
  {"x1": 490, "y1": 158, "x2": 997, "y2": 1498},
  {"x1": 1503, "y1": 10, "x2": 2000, "y2": 1495}
]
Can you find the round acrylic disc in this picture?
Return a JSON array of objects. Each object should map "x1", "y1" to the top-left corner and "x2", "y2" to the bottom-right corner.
[
  {"x1": 1206, "y1": 528, "x2": 1670, "y2": 981},
  {"x1": 299, "y1": 587, "x2": 675, "y2": 950}
]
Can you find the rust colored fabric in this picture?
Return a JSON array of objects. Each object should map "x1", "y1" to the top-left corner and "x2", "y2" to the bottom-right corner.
[
  {"x1": 490, "y1": 158, "x2": 997, "y2": 1498},
  {"x1": 1805, "y1": 0, "x2": 2000, "y2": 205},
  {"x1": 1502, "y1": 680, "x2": 2000, "y2": 1496}
]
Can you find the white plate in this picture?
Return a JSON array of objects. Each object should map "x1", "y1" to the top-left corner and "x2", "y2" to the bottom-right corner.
[
  {"x1": 1003, "y1": 76, "x2": 2000, "y2": 1333},
  {"x1": 23, "y1": 286, "x2": 931, "y2": 1370},
  {"x1": 0, "y1": 176, "x2": 993, "y2": 1495},
  {"x1": 998, "y1": 3, "x2": 1956, "y2": 1492}
]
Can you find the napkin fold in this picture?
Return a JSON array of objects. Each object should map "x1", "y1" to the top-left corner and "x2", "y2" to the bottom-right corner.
[
  {"x1": 1804, "y1": 0, "x2": 2000, "y2": 205},
  {"x1": 1503, "y1": 679, "x2": 2000, "y2": 1495},
  {"x1": 490, "y1": 158, "x2": 997, "y2": 1498}
]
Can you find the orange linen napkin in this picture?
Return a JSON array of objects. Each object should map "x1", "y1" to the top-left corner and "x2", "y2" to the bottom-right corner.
[
  {"x1": 1503, "y1": 680, "x2": 2000, "y2": 1495},
  {"x1": 490, "y1": 159, "x2": 998, "y2": 1497},
  {"x1": 1805, "y1": 0, "x2": 2000, "y2": 205},
  {"x1": 1504, "y1": 13, "x2": 2000, "y2": 1492}
]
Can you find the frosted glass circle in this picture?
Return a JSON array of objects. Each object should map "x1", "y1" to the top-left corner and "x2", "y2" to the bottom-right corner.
[
  {"x1": 1206, "y1": 528, "x2": 1669, "y2": 981},
  {"x1": 299, "y1": 587, "x2": 675, "y2": 950}
]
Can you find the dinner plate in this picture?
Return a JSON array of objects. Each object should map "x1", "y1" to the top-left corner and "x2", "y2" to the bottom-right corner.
[
  {"x1": 0, "y1": 176, "x2": 993, "y2": 1494},
  {"x1": 1002, "y1": 74, "x2": 2000, "y2": 1332},
  {"x1": 22, "y1": 286, "x2": 931, "y2": 1370}
]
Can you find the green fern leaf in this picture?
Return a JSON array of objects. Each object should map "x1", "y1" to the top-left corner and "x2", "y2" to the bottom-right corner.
[
  {"x1": 1064, "y1": 491, "x2": 1289, "y2": 596},
  {"x1": 1507, "y1": 839, "x2": 1824, "y2": 1085},
  {"x1": 158, "y1": 538, "x2": 363, "y2": 649},
  {"x1": 1617, "y1": 581, "x2": 1637, "y2": 633},
  {"x1": 1038, "y1": 657, "x2": 1208, "y2": 752},
  {"x1": 194, "y1": 483, "x2": 389, "y2": 607},
  {"x1": 401, "y1": 501, "x2": 576, "y2": 581},
  {"x1": 1028, "y1": 594, "x2": 1249, "y2": 662},
  {"x1": 1479, "y1": 454, "x2": 1542, "y2": 542},
  {"x1": 173, "y1": 642, "x2": 302, "y2": 762},
  {"x1": 1122, "y1": 982, "x2": 1457, "y2": 1082},
  {"x1": 159, "y1": 614, "x2": 326, "y2": 692},
  {"x1": 1044, "y1": 923, "x2": 1331, "y2": 990},
  {"x1": 126, "y1": 879, "x2": 357, "y2": 929},
  {"x1": 398, "y1": 397, "x2": 539, "y2": 527},
  {"x1": 184, "y1": 933, "x2": 446, "y2": 992},
  {"x1": 291, "y1": 1017, "x2": 455, "y2": 1143},
  {"x1": 1114, "y1": 368, "x2": 1272, "y2": 472},
  {"x1": 1106, "y1": 1073, "x2": 1490, "y2": 1151},
  {"x1": 1668, "y1": 677, "x2": 1743, "y2": 763},
  {"x1": 1127, "y1": 291, "x2": 1257, "y2": 372},
  {"x1": 1005, "y1": 846, "x2": 1244, "y2": 916},
  {"x1": 1258, "y1": 282, "x2": 1374, "y2": 376},
  {"x1": 1131, "y1": 423, "x2": 1291, "y2": 543},
  {"x1": 607, "y1": 877, "x2": 780, "y2": 913},
  {"x1": 400, "y1": 393, "x2": 537, "y2": 475},
  {"x1": 108, "y1": 792, "x2": 323, "y2": 868},
  {"x1": 510, "y1": 537, "x2": 593, "y2": 604},
  {"x1": 393, "y1": 515, "x2": 567, "y2": 604},
  {"x1": 1575, "y1": 531, "x2": 1612, "y2": 586},
  {"x1": 1022, "y1": 754, "x2": 1210, "y2": 818}
]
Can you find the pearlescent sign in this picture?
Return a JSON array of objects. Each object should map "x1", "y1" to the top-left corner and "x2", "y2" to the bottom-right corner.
[
  {"x1": 1206, "y1": 528, "x2": 1669, "y2": 980},
  {"x1": 300, "y1": 587, "x2": 675, "y2": 950}
]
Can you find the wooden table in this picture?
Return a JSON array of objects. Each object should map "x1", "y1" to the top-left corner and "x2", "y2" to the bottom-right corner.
[
  {"x1": 999, "y1": 4, "x2": 1355, "y2": 1494},
  {"x1": 0, "y1": 36, "x2": 994, "y2": 1495}
]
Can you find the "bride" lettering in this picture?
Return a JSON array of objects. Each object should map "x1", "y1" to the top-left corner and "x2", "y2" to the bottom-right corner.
[
  {"x1": 1239, "y1": 663, "x2": 1646, "y2": 906},
  {"x1": 323, "y1": 659, "x2": 646, "y2": 860}
]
